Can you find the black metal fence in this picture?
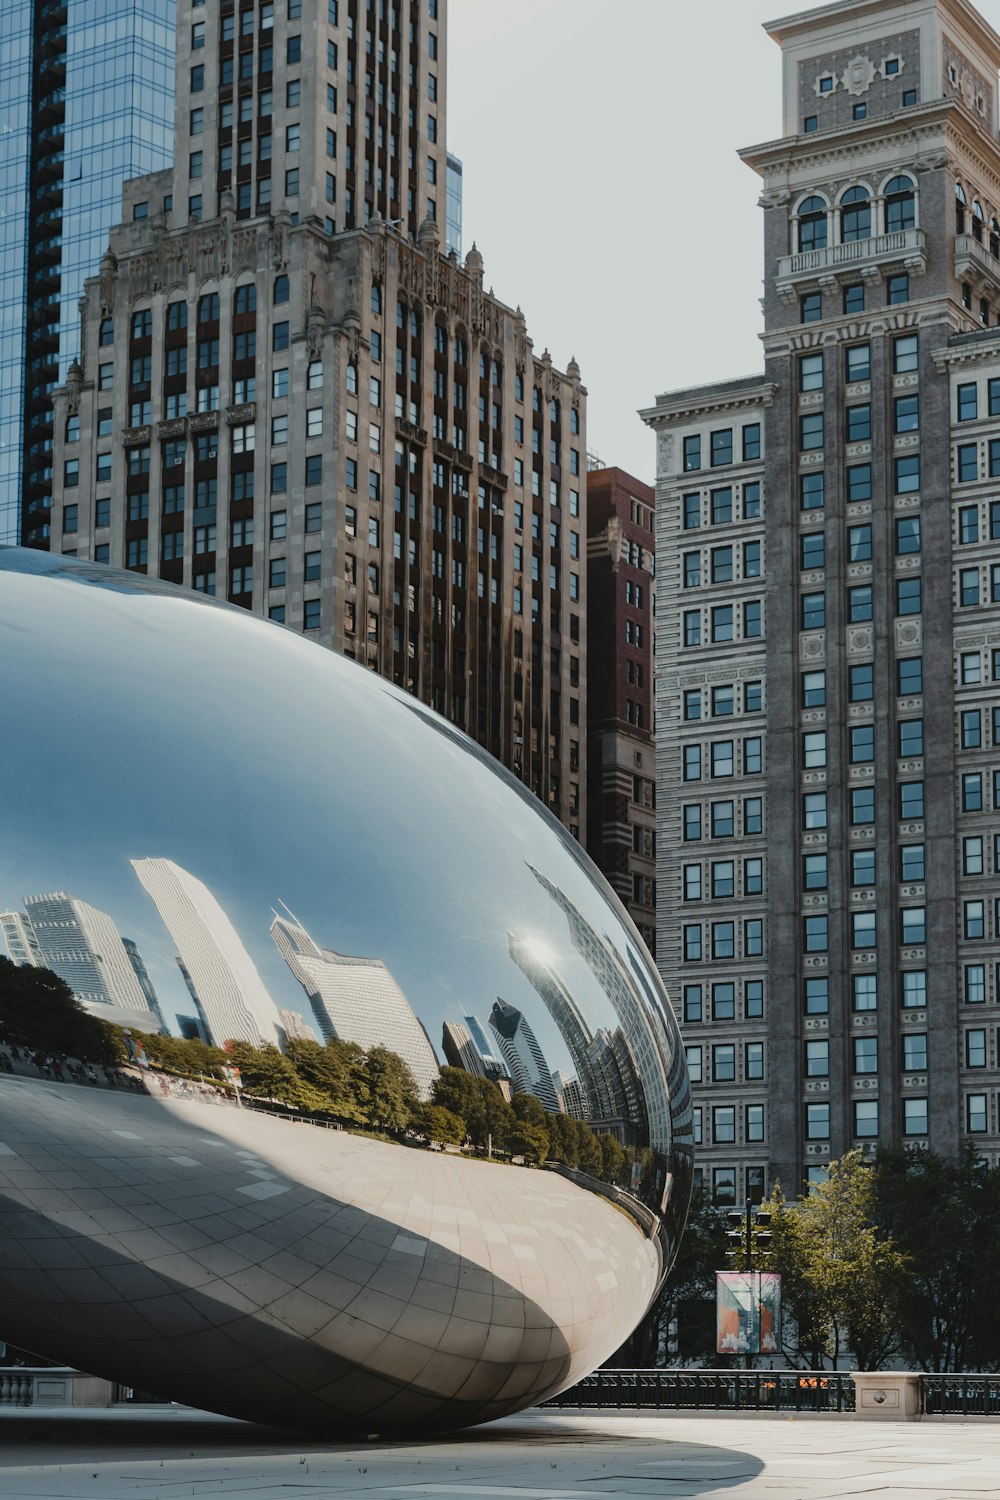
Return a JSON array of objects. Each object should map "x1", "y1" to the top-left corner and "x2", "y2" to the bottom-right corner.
[
  {"x1": 543, "y1": 1368, "x2": 856, "y2": 1413},
  {"x1": 921, "y1": 1375, "x2": 1000, "y2": 1415}
]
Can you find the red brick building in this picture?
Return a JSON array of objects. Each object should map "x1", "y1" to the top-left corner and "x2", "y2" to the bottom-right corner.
[{"x1": 585, "y1": 465, "x2": 656, "y2": 955}]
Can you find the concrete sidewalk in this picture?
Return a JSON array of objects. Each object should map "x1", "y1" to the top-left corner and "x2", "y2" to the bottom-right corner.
[{"x1": 1, "y1": 1406, "x2": 1000, "y2": 1499}]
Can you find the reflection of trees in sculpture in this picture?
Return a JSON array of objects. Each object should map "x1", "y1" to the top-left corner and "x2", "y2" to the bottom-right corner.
[
  {"x1": 0, "y1": 957, "x2": 119, "y2": 1064},
  {"x1": 271, "y1": 912, "x2": 439, "y2": 1099}
]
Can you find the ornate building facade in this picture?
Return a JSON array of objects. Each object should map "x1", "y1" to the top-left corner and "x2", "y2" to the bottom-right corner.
[
  {"x1": 645, "y1": 0, "x2": 1000, "y2": 1200},
  {"x1": 50, "y1": 0, "x2": 586, "y2": 835}
]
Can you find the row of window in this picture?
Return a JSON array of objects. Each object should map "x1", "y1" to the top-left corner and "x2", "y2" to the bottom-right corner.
[
  {"x1": 682, "y1": 979, "x2": 764, "y2": 1023},
  {"x1": 799, "y1": 272, "x2": 911, "y2": 324},
  {"x1": 682, "y1": 424, "x2": 761, "y2": 473},
  {"x1": 794, "y1": 178, "x2": 916, "y2": 251},
  {"x1": 682, "y1": 858, "x2": 764, "y2": 901},
  {"x1": 681, "y1": 482, "x2": 760, "y2": 529},
  {"x1": 682, "y1": 681, "x2": 762, "y2": 720},
  {"x1": 682, "y1": 600, "x2": 762, "y2": 646},
  {"x1": 695, "y1": 1103, "x2": 766, "y2": 1146},
  {"x1": 800, "y1": 579, "x2": 923, "y2": 629},
  {"x1": 686, "y1": 1043, "x2": 764, "y2": 1085},
  {"x1": 799, "y1": 519, "x2": 920, "y2": 571},
  {"x1": 681, "y1": 737, "x2": 763, "y2": 780},
  {"x1": 682, "y1": 541, "x2": 761, "y2": 587},
  {"x1": 681, "y1": 797, "x2": 763, "y2": 840},
  {"x1": 956, "y1": 439, "x2": 1000, "y2": 484},
  {"x1": 681, "y1": 919, "x2": 764, "y2": 961}
]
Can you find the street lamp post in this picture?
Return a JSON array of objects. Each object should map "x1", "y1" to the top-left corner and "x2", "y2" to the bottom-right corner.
[{"x1": 725, "y1": 1197, "x2": 773, "y2": 1367}]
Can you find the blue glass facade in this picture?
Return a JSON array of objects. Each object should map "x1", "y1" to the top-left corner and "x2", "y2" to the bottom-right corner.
[
  {"x1": 445, "y1": 152, "x2": 463, "y2": 259},
  {"x1": 2, "y1": 0, "x2": 175, "y2": 546},
  {"x1": 0, "y1": 0, "x2": 35, "y2": 546}
]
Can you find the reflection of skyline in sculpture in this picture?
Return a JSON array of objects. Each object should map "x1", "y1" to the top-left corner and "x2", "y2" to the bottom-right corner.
[
  {"x1": 526, "y1": 865, "x2": 677, "y2": 1153},
  {"x1": 3, "y1": 890, "x2": 153, "y2": 1017},
  {"x1": 278, "y1": 1008, "x2": 318, "y2": 1044},
  {"x1": 488, "y1": 997, "x2": 559, "y2": 1113},
  {"x1": 508, "y1": 927, "x2": 645, "y2": 1145},
  {"x1": 122, "y1": 937, "x2": 168, "y2": 1033},
  {"x1": 132, "y1": 859, "x2": 284, "y2": 1050},
  {"x1": 271, "y1": 911, "x2": 439, "y2": 1099},
  {"x1": 441, "y1": 1019, "x2": 513, "y2": 1099},
  {"x1": 552, "y1": 1069, "x2": 586, "y2": 1120},
  {"x1": 0, "y1": 910, "x2": 42, "y2": 967}
]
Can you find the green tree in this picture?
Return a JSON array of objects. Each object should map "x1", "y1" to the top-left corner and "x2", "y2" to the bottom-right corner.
[
  {"x1": 415, "y1": 1103, "x2": 466, "y2": 1146},
  {"x1": 509, "y1": 1118, "x2": 550, "y2": 1165},
  {"x1": 546, "y1": 1109, "x2": 581, "y2": 1168},
  {"x1": 573, "y1": 1116, "x2": 603, "y2": 1176},
  {"x1": 227, "y1": 1041, "x2": 312, "y2": 1107},
  {"x1": 432, "y1": 1065, "x2": 481, "y2": 1124},
  {"x1": 356, "y1": 1045, "x2": 418, "y2": 1133},
  {"x1": 764, "y1": 1153, "x2": 909, "y2": 1369},
  {"x1": 0, "y1": 957, "x2": 120, "y2": 1064},
  {"x1": 511, "y1": 1092, "x2": 548, "y2": 1129},
  {"x1": 597, "y1": 1132, "x2": 626, "y2": 1186},
  {"x1": 874, "y1": 1146, "x2": 1000, "y2": 1371},
  {"x1": 285, "y1": 1037, "x2": 366, "y2": 1119},
  {"x1": 140, "y1": 1031, "x2": 229, "y2": 1077}
]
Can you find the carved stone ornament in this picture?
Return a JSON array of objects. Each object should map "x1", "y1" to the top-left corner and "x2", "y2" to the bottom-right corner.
[
  {"x1": 272, "y1": 210, "x2": 290, "y2": 272},
  {"x1": 99, "y1": 251, "x2": 118, "y2": 317},
  {"x1": 841, "y1": 54, "x2": 876, "y2": 97},
  {"x1": 306, "y1": 306, "x2": 326, "y2": 360}
]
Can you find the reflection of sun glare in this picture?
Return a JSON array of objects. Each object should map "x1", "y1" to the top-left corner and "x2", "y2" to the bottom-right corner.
[{"x1": 517, "y1": 932, "x2": 560, "y2": 970}]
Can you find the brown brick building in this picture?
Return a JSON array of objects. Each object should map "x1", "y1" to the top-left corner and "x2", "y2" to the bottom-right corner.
[{"x1": 585, "y1": 465, "x2": 656, "y2": 954}]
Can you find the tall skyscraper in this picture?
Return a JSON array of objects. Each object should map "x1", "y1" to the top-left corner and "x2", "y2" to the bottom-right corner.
[
  {"x1": 584, "y1": 463, "x2": 657, "y2": 955},
  {"x1": 132, "y1": 857, "x2": 284, "y2": 1048},
  {"x1": 270, "y1": 912, "x2": 439, "y2": 1097},
  {"x1": 0, "y1": 910, "x2": 42, "y2": 968},
  {"x1": 122, "y1": 936, "x2": 169, "y2": 1033},
  {"x1": 49, "y1": 0, "x2": 587, "y2": 838},
  {"x1": 278, "y1": 1006, "x2": 318, "y2": 1042},
  {"x1": 644, "y1": 0, "x2": 1000, "y2": 1202},
  {"x1": 487, "y1": 997, "x2": 558, "y2": 1113},
  {"x1": 0, "y1": 0, "x2": 175, "y2": 546},
  {"x1": 19, "y1": 892, "x2": 149, "y2": 1014}
]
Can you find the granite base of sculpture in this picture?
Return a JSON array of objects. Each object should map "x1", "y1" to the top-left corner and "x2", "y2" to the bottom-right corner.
[{"x1": 0, "y1": 549, "x2": 692, "y2": 1433}]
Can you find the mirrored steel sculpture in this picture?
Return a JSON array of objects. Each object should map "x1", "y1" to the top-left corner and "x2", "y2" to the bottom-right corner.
[{"x1": 0, "y1": 549, "x2": 692, "y2": 1433}]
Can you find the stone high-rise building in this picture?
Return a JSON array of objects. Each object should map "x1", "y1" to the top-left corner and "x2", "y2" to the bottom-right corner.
[
  {"x1": 50, "y1": 0, "x2": 587, "y2": 837},
  {"x1": 585, "y1": 464, "x2": 656, "y2": 956},
  {"x1": 644, "y1": 0, "x2": 1000, "y2": 1203}
]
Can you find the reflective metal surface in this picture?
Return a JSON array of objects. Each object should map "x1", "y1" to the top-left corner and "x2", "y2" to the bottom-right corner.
[{"x1": 0, "y1": 548, "x2": 692, "y2": 1433}]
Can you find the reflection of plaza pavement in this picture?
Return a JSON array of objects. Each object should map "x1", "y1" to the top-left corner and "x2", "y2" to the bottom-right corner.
[
  {"x1": 0, "y1": 1076, "x2": 659, "y2": 1432},
  {"x1": 3, "y1": 1407, "x2": 1000, "y2": 1497}
]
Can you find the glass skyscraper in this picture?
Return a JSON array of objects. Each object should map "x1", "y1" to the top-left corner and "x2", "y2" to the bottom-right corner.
[{"x1": 0, "y1": 0, "x2": 175, "y2": 546}]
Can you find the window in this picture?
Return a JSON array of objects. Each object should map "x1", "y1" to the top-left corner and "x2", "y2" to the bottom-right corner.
[
  {"x1": 896, "y1": 516, "x2": 921, "y2": 554},
  {"x1": 710, "y1": 429, "x2": 733, "y2": 467},
  {"x1": 712, "y1": 1044, "x2": 736, "y2": 1082},
  {"x1": 852, "y1": 786, "x2": 875, "y2": 824},
  {"x1": 853, "y1": 911, "x2": 877, "y2": 949},
  {"x1": 903, "y1": 971, "x2": 927, "y2": 1008},
  {"x1": 899, "y1": 719, "x2": 923, "y2": 757},
  {"x1": 966, "y1": 1094, "x2": 988, "y2": 1133},
  {"x1": 897, "y1": 657, "x2": 923, "y2": 695},
  {"x1": 903, "y1": 1098, "x2": 928, "y2": 1136},
  {"x1": 847, "y1": 464, "x2": 872, "y2": 502},
  {"x1": 961, "y1": 708, "x2": 982, "y2": 748},
  {"x1": 895, "y1": 455, "x2": 920, "y2": 494},
  {"x1": 846, "y1": 404, "x2": 870, "y2": 442},
  {"x1": 964, "y1": 899, "x2": 985, "y2": 939},
  {"x1": 711, "y1": 605, "x2": 733, "y2": 642},
  {"x1": 850, "y1": 724, "x2": 874, "y2": 763},
  {"x1": 888, "y1": 272, "x2": 909, "y2": 304},
  {"x1": 683, "y1": 985, "x2": 702, "y2": 1023},
  {"x1": 800, "y1": 473, "x2": 824, "y2": 510},
  {"x1": 685, "y1": 1045, "x2": 702, "y2": 1083},
  {"x1": 711, "y1": 488, "x2": 733, "y2": 524},
  {"x1": 899, "y1": 781, "x2": 925, "y2": 820},
  {"x1": 806, "y1": 1103, "x2": 830, "y2": 1140},
  {"x1": 711, "y1": 741, "x2": 734, "y2": 777},
  {"x1": 683, "y1": 746, "x2": 701, "y2": 782},
  {"x1": 683, "y1": 435, "x2": 701, "y2": 472},
  {"x1": 744, "y1": 796, "x2": 762, "y2": 834},
  {"x1": 843, "y1": 282, "x2": 864, "y2": 315},
  {"x1": 846, "y1": 343, "x2": 871, "y2": 382},
  {"x1": 958, "y1": 382, "x2": 979, "y2": 422},
  {"x1": 743, "y1": 424, "x2": 761, "y2": 461},
  {"x1": 853, "y1": 1036, "x2": 878, "y2": 1075},
  {"x1": 800, "y1": 412, "x2": 824, "y2": 450},
  {"x1": 849, "y1": 584, "x2": 872, "y2": 622},
  {"x1": 684, "y1": 690, "x2": 702, "y2": 721},
  {"x1": 849, "y1": 663, "x2": 874, "y2": 702},
  {"x1": 712, "y1": 982, "x2": 736, "y2": 1020},
  {"x1": 851, "y1": 975, "x2": 876, "y2": 1013},
  {"x1": 799, "y1": 352, "x2": 823, "y2": 391},
  {"x1": 711, "y1": 801, "x2": 733, "y2": 837},
  {"x1": 713, "y1": 1107, "x2": 736, "y2": 1145},
  {"x1": 896, "y1": 576, "x2": 922, "y2": 615},
  {"x1": 804, "y1": 915, "x2": 828, "y2": 952},
  {"x1": 801, "y1": 292, "x2": 822, "y2": 323},
  {"x1": 803, "y1": 731, "x2": 826, "y2": 768},
  {"x1": 683, "y1": 609, "x2": 701, "y2": 647},
  {"x1": 801, "y1": 592, "x2": 825, "y2": 630},
  {"x1": 894, "y1": 334, "x2": 919, "y2": 373},
  {"x1": 966, "y1": 1030, "x2": 987, "y2": 1068},
  {"x1": 803, "y1": 854, "x2": 827, "y2": 890},
  {"x1": 683, "y1": 925, "x2": 702, "y2": 962},
  {"x1": 713, "y1": 922, "x2": 736, "y2": 959},
  {"x1": 852, "y1": 849, "x2": 876, "y2": 888}
]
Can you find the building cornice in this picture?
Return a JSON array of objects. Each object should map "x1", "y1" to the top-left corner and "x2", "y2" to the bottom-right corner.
[
  {"x1": 640, "y1": 379, "x2": 775, "y2": 429},
  {"x1": 764, "y1": 0, "x2": 1000, "y2": 68}
]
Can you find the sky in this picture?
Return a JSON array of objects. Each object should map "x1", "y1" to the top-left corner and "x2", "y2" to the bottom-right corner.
[{"x1": 447, "y1": 0, "x2": 1000, "y2": 482}]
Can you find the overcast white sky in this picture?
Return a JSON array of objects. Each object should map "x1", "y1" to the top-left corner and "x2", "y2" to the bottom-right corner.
[{"x1": 448, "y1": 0, "x2": 1000, "y2": 481}]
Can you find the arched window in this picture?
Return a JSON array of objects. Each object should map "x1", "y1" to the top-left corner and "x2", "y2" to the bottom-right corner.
[
  {"x1": 841, "y1": 186, "x2": 871, "y2": 243},
  {"x1": 973, "y1": 200, "x2": 985, "y2": 243},
  {"x1": 371, "y1": 281, "x2": 382, "y2": 314},
  {"x1": 272, "y1": 274, "x2": 289, "y2": 304},
  {"x1": 884, "y1": 176, "x2": 916, "y2": 234},
  {"x1": 798, "y1": 195, "x2": 828, "y2": 253},
  {"x1": 956, "y1": 183, "x2": 967, "y2": 234}
]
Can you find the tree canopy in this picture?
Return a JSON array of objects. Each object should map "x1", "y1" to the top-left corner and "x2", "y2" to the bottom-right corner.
[{"x1": 0, "y1": 957, "x2": 120, "y2": 1064}]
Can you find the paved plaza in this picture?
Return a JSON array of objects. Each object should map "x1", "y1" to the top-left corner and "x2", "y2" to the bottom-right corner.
[{"x1": 1, "y1": 1406, "x2": 999, "y2": 1499}]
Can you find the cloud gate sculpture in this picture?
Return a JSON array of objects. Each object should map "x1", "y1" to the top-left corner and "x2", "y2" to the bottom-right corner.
[{"x1": 0, "y1": 549, "x2": 692, "y2": 1433}]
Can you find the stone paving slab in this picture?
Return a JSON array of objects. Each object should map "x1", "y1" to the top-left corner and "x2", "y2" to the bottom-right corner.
[{"x1": 1, "y1": 1406, "x2": 999, "y2": 1499}]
